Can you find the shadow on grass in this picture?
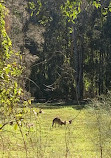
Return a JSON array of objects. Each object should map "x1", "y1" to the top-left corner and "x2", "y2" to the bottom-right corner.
[{"x1": 32, "y1": 100, "x2": 90, "y2": 110}]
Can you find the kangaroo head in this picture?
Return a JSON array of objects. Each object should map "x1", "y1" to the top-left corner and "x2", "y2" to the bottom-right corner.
[{"x1": 69, "y1": 120, "x2": 72, "y2": 124}]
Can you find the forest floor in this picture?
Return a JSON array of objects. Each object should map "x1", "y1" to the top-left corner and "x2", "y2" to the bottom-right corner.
[{"x1": 0, "y1": 103, "x2": 111, "y2": 158}]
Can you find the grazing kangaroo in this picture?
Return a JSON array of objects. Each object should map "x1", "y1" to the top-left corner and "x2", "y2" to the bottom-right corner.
[{"x1": 52, "y1": 117, "x2": 66, "y2": 127}]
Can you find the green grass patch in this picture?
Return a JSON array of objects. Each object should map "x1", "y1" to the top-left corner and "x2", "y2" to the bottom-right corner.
[{"x1": 0, "y1": 104, "x2": 111, "y2": 158}]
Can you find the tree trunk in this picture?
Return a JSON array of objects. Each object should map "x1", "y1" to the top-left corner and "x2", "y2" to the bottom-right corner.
[
  {"x1": 73, "y1": 24, "x2": 83, "y2": 101},
  {"x1": 79, "y1": 35, "x2": 84, "y2": 99},
  {"x1": 73, "y1": 24, "x2": 78, "y2": 100}
]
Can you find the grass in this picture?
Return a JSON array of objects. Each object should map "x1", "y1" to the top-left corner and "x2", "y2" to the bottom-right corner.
[{"x1": 0, "y1": 103, "x2": 111, "y2": 158}]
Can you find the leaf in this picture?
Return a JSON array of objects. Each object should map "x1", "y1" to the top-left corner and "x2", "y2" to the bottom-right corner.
[
  {"x1": 109, "y1": 3, "x2": 111, "y2": 12},
  {"x1": 23, "y1": 101, "x2": 29, "y2": 106},
  {"x1": 93, "y1": 1, "x2": 101, "y2": 9},
  {"x1": 0, "y1": 124, "x2": 2, "y2": 128},
  {"x1": 31, "y1": 12, "x2": 33, "y2": 16},
  {"x1": 14, "y1": 124, "x2": 18, "y2": 130},
  {"x1": 14, "y1": 81, "x2": 18, "y2": 88},
  {"x1": 14, "y1": 88, "x2": 17, "y2": 95},
  {"x1": 16, "y1": 114, "x2": 22, "y2": 118},
  {"x1": 28, "y1": 99, "x2": 31, "y2": 105},
  {"x1": 102, "y1": 8, "x2": 108, "y2": 16}
]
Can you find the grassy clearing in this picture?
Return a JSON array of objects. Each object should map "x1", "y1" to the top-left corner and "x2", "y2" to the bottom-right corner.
[{"x1": 0, "y1": 104, "x2": 111, "y2": 158}]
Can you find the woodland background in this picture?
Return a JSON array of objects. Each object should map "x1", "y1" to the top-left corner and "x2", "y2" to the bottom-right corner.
[{"x1": 4, "y1": 0, "x2": 111, "y2": 103}]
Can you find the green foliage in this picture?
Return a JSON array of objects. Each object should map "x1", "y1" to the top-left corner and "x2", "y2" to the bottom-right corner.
[
  {"x1": 61, "y1": 0, "x2": 81, "y2": 23},
  {"x1": 0, "y1": 4, "x2": 12, "y2": 59},
  {"x1": 84, "y1": 77, "x2": 91, "y2": 91},
  {"x1": 0, "y1": 2, "x2": 30, "y2": 118},
  {"x1": 61, "y1": 0, "x2": 111, "y2": 24},
  {"x1": 28, "y1": 0, "x2": 42, "y2": 16},
  {"x1": 4, "y1": 0, "x2": 111, "y2": 101},
  {"x1": 92, "y1": 0, "x2": 111, "y2": 16},
  {"x1": 26, "y1": 0, "x2": 111, "y2": 100},
  {"x1": 108, "y1": 2, "x2": 111, "y2": 12},
  {"x1": 92, "y1": 0, "x2": 101, "y2": 9}
]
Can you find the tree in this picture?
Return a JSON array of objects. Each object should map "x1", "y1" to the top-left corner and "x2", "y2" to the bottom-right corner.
[
  {"x1": 0, "y1": 1, "x2": 31, "y2": 123},
  {"x1": 4, "y1": 0, "x2": 111, "y2": 102}
]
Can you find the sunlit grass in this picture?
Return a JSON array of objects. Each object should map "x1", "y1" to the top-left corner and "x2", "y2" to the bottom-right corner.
[{"x1": 0, "y1": 104, "x2": 111, "y2": 158}]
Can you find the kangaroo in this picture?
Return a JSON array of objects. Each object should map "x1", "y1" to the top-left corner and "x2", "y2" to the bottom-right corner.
[{"x1": 52, "y1": 117, "x2": 66, "y2": 127}]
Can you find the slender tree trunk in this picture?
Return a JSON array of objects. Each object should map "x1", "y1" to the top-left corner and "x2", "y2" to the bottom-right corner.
[
  {"x1": 79, "y1": 36, "x2": 84, "y2": 99},
  {"x1": 73, "y1": 23, "x2": 83, "y2": 100},
  {"x1": 73, "y1": 24, "x2": 79, "y2": 100},
  {"x1": 90, "y1": 46, "x2": 94, "y2": 97}
]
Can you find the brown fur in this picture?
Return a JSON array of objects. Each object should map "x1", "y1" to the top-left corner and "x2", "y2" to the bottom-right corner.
[{"x1": 52, "y1": 117, "x2": 66, "y2": 127}]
